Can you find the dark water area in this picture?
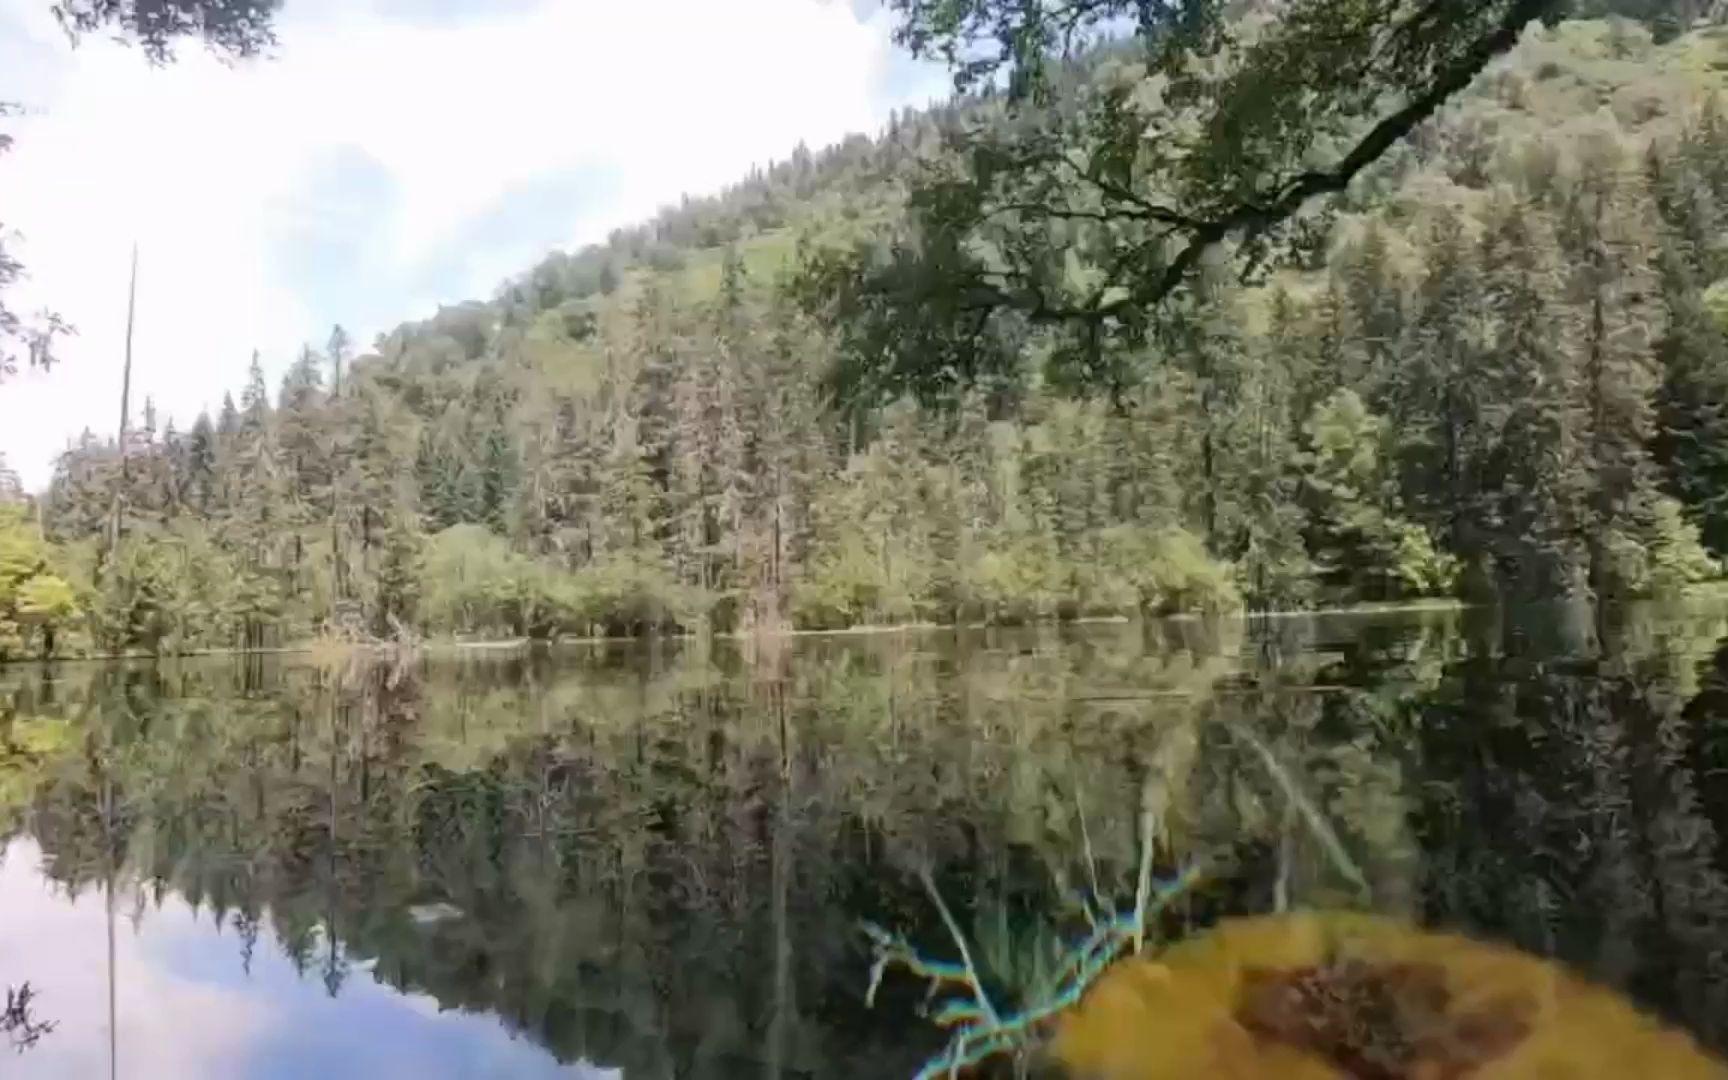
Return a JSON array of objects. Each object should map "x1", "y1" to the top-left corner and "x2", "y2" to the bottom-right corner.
[{"x1": 3, "y1": 597, "x2": 1728, "y2": 1077}]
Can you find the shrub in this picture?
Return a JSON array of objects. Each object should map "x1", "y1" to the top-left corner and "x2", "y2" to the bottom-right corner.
[
  {"x1": 1646, "y1": 496, "x2": 1721, "y2": 596},
  {"x1": 0, "y1": 506, "x2": 78, "y2": 659},
  {"x1": 570, "y1": 551, "x2": 708, "y2": 636},
  {"x1": 959, "y1": 529, "x2": 1065, "y2": 625},
  {"x1": 1092, "y1": 525, "x2": 1242, "y2": 615},
  {"x1": 791, "y1": 530, "x2": 925, "y2": 630}
]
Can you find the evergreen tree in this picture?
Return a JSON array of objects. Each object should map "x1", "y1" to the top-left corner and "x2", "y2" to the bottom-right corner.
[
  {"x1": 1300, "y1": 389, "x2": 1455, "y2": 601},
  {"x1": 1333, "y1": 224, "x2": 1409, "y2": 406},
  {"x1": 1167, "y1": 272, "x2": 1250, "y2": 549},
  {"x1": 1232, "y1": 300, "x2": 1313, "y2": 609},
  {"x1": 278, "y1": 345, "x2": 331, "y2": 510},
  {"x1": 186, "y1": 412, "x2": 217, "y2": 513},
  {"x1": 1650, "y1": 123, "x2": 1728, "y2": 553},
  {"x1": 476, "y1": 413, "x2": 518, "y2": 535},
  {"x1": 1561, "y1": 134, "x2": 1665, "y2": 597},
  {"x1": 327, "y1": 324, "x2": 351, "y2": 399},
  {"x1": 21, "y1": 19, "x2": 1728, "y2": 650},
  {"x1": 1392, "y1": 211, "x2": 1491, "y2": 575},
  {"x1": 1479, "y1": 197, "x2": 1589, "y2": 599}
]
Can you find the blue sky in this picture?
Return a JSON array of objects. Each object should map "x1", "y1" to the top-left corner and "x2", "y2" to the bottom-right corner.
[{"x1": 0, "y1": 0, "x2": 947, "y2": 488}]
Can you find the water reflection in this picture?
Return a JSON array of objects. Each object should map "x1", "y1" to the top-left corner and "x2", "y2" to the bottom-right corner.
[
  {"x1": 0, "y1": 599, "x2": 1724, "y2": 1077},
  {"x1": 0, "y1": 839, "x2": 610, "y2": 1078}
]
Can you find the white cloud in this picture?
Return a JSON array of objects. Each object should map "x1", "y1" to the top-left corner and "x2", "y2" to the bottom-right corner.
[
  {"x1": 0, "y1": 836, "x2": 606, "y2": 1077},
  {"x1": 0, "y1": 838, "x2": 274, "y2": 1077},
  {"x1": 0, "y1": 0, "x2": 946, "y2": 489}
]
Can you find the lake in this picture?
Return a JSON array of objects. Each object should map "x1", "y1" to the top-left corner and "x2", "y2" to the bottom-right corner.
[{"x1": 3, "y1": 598, "x2": 1728, "y2": 1078}]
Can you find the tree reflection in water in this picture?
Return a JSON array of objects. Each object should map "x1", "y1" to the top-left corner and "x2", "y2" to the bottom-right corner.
[
  {"x1": 2, "y1": 983, "x2": 55, "y2": 1051},
  {"x1": 0, "y1": 601, "x2": 1723, "y2": 1076}
]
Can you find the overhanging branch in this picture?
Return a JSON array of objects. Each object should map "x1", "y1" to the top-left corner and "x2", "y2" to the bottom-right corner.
[{"x1": 987, "y1": 0, "x2": 1561, "y2": 323}]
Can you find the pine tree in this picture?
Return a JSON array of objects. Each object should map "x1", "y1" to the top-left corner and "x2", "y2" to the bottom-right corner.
[
  {"x1": 523, "y1": 396, "x2": 603, "y2": 565},
  {"x1": 241, "y1": 350, "x2": 269, "y2": 420},
  {"x1": 598, "y1": 415, "x2": 661, "y2": 557},
  {"x1": 327, "y1": 324, "x2": 351, "y2": 399},
  {"x1": 1681, "y1": 94, "x2": 1728, "y2": 217},
  {"x1": 415, "y1": 420, "x2": 480, "y2": 532},
  {"x1": 278, "y1": 345, "x2": 330, "y2": 508},
  {"x1": 22, "y1": 25, "x2": 1728, "y2": 644},
  {"x1": 1167, "y1": 271, "x2": 1251, "y2": 549},
  {"x1": 1232, "y1": 300, "x2": 1313, "y2": 609},
  {"x1": 732, "y1": 302, "x2": 829, "y2": 627},
  {"x1": 373, "y1": 515, "x2": 421, "y2": 639},
  {"x1": 1299, "y1": 389, "x2": 1455, "y2": 601},
  {"x1": 1561, "y1": 134, "x2": 1665, "y2": 597},
  {"x1": 1334, "y1": 224, "x2": 1409, "y2": 406},
  {"x1": 186, "y1": 412, "x2": 217, "y2": 513},
  {"x1": 217, "y1": 392, "x2": 240, "y2": 439},
  {"x1": 476, "y1": 412, "x2": 517, "y2": 535},
  {"x1": 1395, "y1": 211, "x2": 1500, "y2": 592},
  {"x1": 1479, "y1": 196, "x2": 1589, "y2": 599},
  {"x1": 629, "y1": 282, "x2": 682, "y2": 511},
  {"x1": 1650, "y1": 122, "x2": 1728, "y2": 554}
]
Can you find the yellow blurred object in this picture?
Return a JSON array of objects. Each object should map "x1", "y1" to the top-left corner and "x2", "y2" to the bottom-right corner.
[{"x1": 1052, "y1": 912, "x2": 1727, "y2": 1079}]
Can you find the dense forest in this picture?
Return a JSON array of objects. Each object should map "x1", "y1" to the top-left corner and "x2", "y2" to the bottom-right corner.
[{"x1": 8, "y1": 10, "x2": 1728, "y2": 656}]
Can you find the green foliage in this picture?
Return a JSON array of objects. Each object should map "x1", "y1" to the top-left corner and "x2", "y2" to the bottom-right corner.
[
  {"x1": 1705, "y1": 280, "x2": 1728, "y2": 331},
  {"x1": 1637, "y1": 495, "x2": 1723, "y2": 594},
  {"x1": 570, "y1": 551, "x2": 709, "y2": 636},
  {"x1": 1390, "y1": 522, "x2": 1464, "y2": 599},
  {"x1": 419, "y1": 524, "x2": 707, "y2": 638},
  {"x1": 420, "y1": 525, "x2": 546, "y2": 637},
  {"x1": 1654, "y1": 262, "x2": 1728, "y2": 555},
  {"x1": 959, "y1": 528, "x2": 1067, "y2": 625},
  {"x1": 1301, "y1": 391, "x2": 1459, "y2": 602},
  {"x1": 0, "y1": 504, "x2": 79, "y2": 660},
  {"x1": 793, "y1": 525, "x2": 930, "y2": 630},
  {"x1": 14, "y1": 575, "x2": 75, "y2": 625},
  {"x1": 1305, "y1": 390, "x2": 1388, "y2": 502},
  {"x1": 1089, "y1": 525, "x2": 1242, "y2": 616},
  {"x1": 372, "y1": 517, "x2": 422, "y2": 638},
  {"x1": 90, "y1": 539, "x2": 179, "y2": 652},
  {"x1": 806, "y1": 0, "x2": 1564, "y2": 410},
  {"x1": 25, "y1": 16, "x2": 1728, "y2": 653}
]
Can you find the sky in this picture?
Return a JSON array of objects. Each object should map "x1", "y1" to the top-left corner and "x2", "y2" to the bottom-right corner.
[{"x1": 0, "y1": 0, "x2": 947, "y2": 490}]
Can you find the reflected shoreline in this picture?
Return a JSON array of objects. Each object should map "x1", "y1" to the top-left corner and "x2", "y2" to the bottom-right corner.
[{"x1": 1, "y1": 601, "x2": 1725, "y2": 1076}]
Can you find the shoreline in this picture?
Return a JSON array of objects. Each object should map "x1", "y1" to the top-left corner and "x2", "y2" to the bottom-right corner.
[
  {"x1": 8, "y1": 584, "x2": 1727, "y2": 667},
  {"x1": 0, "y1": 597, "x2": 1458, "y2": 666}
]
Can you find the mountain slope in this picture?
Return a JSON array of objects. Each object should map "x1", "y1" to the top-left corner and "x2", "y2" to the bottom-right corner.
[{"x1": 16, "y1": 14, "x2": 1728, "y2": 656}]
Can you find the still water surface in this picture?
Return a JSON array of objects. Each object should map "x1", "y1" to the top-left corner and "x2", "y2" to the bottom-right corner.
[{"x1": 3, "y1": 599, "x2": 1728, "y2": 1077}]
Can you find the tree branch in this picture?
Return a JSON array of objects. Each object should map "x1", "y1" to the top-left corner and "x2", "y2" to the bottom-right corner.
[
  {"x1": 1049, "y1": 155, "x2": 1202, "y2": 228},
  {"x1": 1089, "y1": 0, "x2": 1556, "y2": 319},
  {"x1": 1265, "y1": 0, "x2": 1553, "y2": 223}
]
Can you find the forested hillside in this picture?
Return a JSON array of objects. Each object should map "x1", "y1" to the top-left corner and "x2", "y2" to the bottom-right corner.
[{"x1": 11, "y1": 12, "x2": 1728, "y2": 656}]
